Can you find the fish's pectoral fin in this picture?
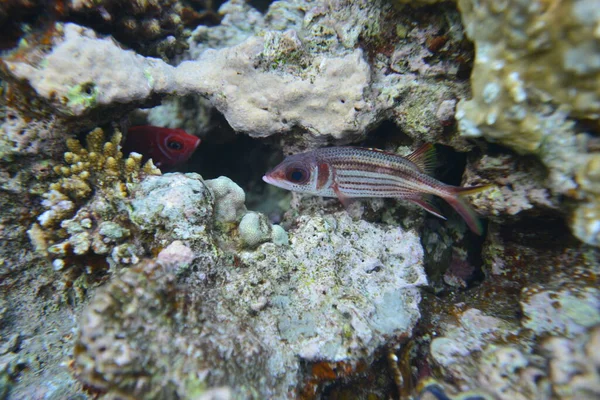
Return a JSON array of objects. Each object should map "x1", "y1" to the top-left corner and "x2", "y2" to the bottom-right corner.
[
  {"x1": 405, "y1": 194, "x2": 447, "y2": 220},
  {"x1": 406, "y1": 143, "x2": 437, "y2": 175}
]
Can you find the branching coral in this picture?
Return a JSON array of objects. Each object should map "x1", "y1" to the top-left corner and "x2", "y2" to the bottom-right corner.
[
  {"x1": 31, "y1": 127, "x2": 161, "y2": 297},
  {"x1": 47, "y1": 127, "x2": 160, "y2": 207}
]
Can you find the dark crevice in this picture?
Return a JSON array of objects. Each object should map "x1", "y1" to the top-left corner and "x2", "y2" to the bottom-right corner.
[
  {"x1": 419, "y1": 144, "x2": 487, "y2": 293},
  {"x1": 358, "y1": 120, "x2": 413, "y2": 149},
  {"x1": 248, "y1": 0, "x2": 275, "y2": 14},
  {"x1": 182, "y1": 111, "x2": 283, "y2": 215}
]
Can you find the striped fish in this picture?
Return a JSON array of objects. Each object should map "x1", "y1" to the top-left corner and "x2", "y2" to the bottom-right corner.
[{"x1": 262, "y1": 144, "x2": 490, "y2": 234}]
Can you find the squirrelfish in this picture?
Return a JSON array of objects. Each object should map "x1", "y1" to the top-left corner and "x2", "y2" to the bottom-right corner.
[
  {"x1": 262, "y1": 144, "x2": 489, "y2": 234},
  {"x1": 123, "y1": 125, "x2": 200, "y2": 170}
]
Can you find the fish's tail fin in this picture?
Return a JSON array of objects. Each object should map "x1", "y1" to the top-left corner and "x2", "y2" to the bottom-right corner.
[{"x1": 442, "y1": 184, "x2": 491, "y2": 235}]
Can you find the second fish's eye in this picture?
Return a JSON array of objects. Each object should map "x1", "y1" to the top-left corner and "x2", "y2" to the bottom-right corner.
[
  {"x1": 167, "y1": 140, "x2": 183, "y2": 150},
  {"x1": 287, "y1": 167, "x2": 308, "y2": 183}
]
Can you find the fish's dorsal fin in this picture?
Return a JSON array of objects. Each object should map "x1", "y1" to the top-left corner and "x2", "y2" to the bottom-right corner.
[{"x1": 406, "y1": 143, "x2": 437, "y2": 175}]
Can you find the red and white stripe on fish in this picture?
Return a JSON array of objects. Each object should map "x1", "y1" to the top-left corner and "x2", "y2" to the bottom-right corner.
[{"x1": 262, "y1": 144, "x2": 490, "y2": 235}]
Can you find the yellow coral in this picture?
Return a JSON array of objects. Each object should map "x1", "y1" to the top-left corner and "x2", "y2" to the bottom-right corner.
[{"x1": 52, "y1": 127, "x2": 160, "y2": 201}]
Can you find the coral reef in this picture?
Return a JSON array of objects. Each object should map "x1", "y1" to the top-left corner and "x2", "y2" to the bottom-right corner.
[
  {"x1": 72, "y1": 177, "x2": 427, "y2": 397},
  {"x1": 456, "y1": 0, "x2": 600, "y2": 149},
  {"x1": 429, "y1": 307, "x2": 548, "y2": 399},
  {"x1": 1, "y1": 23, "x2": 175, "y2": 118},
  {"x1": 152, "y1": 0, "x2": 475, "y2": 150},
  {"x1": 129, "y1": 173, "x2": 213, "y2": 246},
  {"x1": 521, "y1": 286, "x2": 600, "y2": 337},
  {"x1": 462, "y1": 151, "x2": 559, "y2": 218},
  {"x1": 0, "y1": 0, "x2": 212, "y2": 57},
  {"x1": 204, "y1": 175, "x2": 247, "y2": 225},
  {"x1": 73, "y1": 258, "x2": 200, "y2": 399},
  {"x1": 1, "y1": 0, "x2": 473, "y2": 150},
  {"x1": 29, "y1": 127, "x2": 161, "y2": 299},
  {"x1": 49, "y1": 127, "x2": 160, "y2": 202},
  {"x1": 425, "y1": 308, "x2": 600, "y2": 400},
  {"x1": 1, "y1": 0, "x2": 599, "y2": 398},
  {"x1": 413, "y1": 215, "x2": 600, "y2": 400},
  {"x1": 0, "y1": 108, "x2": 62, "y2": 161},
  {"x1": 542, "y1": 325, "x2": 600, "y2": 400},
  {"x1": 66, "y1": 0, "x2": 190, "y2": 59},
  {"x1": 455, "y1": 0, "x2": 600, "y2": 245},
  {"x1": 238, "y1": 211, "x2": 273, "y2": 248}
]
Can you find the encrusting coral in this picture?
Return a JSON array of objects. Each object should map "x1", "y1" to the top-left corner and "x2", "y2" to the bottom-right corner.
[
  {"x1": 72, "y1": 206, "x2": 426, "y2": 398},
  {"x1": 455, "y1": 0, "x2": 600, "y2": 245},
  {"x1": 1, "y1": 0, "x2": 474, "y2": 150}
]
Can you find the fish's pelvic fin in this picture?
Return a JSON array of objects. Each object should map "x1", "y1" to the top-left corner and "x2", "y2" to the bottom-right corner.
[
  {"x1": 332, "y1": 182, "x2": 354, "y2": 209},
  {"x1": 406, "y1": 194, "x2": 447, "y2": 220},
  {"x1": 406, "y1": 143, "x2": 437, "y2": 175}
]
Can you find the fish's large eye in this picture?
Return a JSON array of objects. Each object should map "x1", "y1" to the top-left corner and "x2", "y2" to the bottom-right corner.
[
  {"x1": 286, "y1": 166, "x2": 309, "y2": 184},
  {"x1": 167, "y1": 140, "x2": 183, "y2": 150}
]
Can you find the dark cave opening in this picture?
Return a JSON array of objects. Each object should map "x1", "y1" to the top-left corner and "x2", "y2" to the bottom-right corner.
[{"x1": 181, "y1": 111, "x2": 285, "y2": 216}]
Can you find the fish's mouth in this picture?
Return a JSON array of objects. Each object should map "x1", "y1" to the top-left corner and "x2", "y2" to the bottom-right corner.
[{"x1": 262, "y1": 174, "x2": 285, "y2": 189}]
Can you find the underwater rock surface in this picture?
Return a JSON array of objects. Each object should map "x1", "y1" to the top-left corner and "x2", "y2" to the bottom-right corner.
[
  {"x1": 2, "y1": 0, "x2": 474, "y2": 149},
  {"x1": 73, "y1": 175, "x2": 426, "y2": 398},
  {"x1": 456, "y1": 0, "x2": 600, "y2": 246},
  {"x1": 0, "y1": 0, "x2": 599, "y2": 399}
]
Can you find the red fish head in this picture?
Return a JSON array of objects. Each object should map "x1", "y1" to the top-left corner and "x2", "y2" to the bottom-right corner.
[
  {"x1": 125, "y1": 126, "x2": 200, "y2": 170},
  {"x1": 156, "y1": 129, "x2": 200, "y2": 169}
]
